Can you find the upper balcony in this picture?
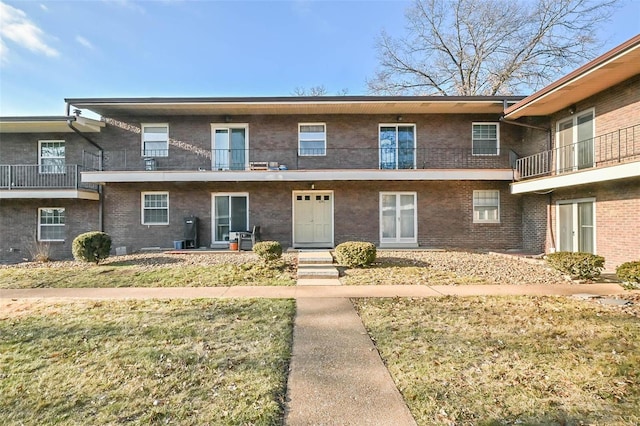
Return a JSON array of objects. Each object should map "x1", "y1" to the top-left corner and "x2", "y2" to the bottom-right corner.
[
  {"x1": 82, "y1": 147, "x2": 517, "y2": 184},
  {"x1": 0, "y1": 164, "x2": 99, "y2": 200},
  {"x1": 512, "y1": 124, "x2": 640, "y2": 194}
]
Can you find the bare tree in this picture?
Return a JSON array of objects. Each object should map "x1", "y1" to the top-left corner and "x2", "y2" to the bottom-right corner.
[
  {"x1": 368, "y1": 0, "x2": 619, "y2": 96},
  {"x1": 292, "y1": 85, "x2": 350, "y2": 96}
]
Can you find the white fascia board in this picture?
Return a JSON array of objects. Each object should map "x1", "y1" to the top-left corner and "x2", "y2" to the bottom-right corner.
[
  {"x1": 511, "y1": 161, "x2": 640, "y2": 194},
  {"x1": 0, "y1": 189, "x2": 100, "y2": 200},
  {"x1": 82, "y1": 169, "x2": 514, "y2": 184}
]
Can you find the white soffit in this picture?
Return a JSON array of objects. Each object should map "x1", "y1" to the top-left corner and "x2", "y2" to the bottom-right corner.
[{"x1": 82, "y1": 169, "x2": 515, "y2": 184}]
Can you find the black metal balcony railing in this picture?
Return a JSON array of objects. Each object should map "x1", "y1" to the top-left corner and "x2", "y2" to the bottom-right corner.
[
  {"x1": 0, "y1": 165, "x2": 99, "y2": 191},
  {"x1": 93, "y1": 147, "x2": 515, "y2": 172},
  {"x1": 516, "y1": 124, "x2": 639, "y2": 180}
]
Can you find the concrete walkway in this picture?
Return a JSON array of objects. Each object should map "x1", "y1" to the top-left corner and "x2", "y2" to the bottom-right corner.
[
  {"x1": 0, "y1": 283, "x2": 629, "y2": 301},
  {"x1": 284, "y1": 298, "x2": 416, "y2": 425}
]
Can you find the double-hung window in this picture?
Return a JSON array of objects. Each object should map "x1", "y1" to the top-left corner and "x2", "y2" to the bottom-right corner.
[
  {"x1": 38, "y1": 208, "x2": 65, "y2": 241},
  {"x1": 142, "y1": 124, "x2": 169, "y2": 157},
  {"x1": 298, "y1": 123, "x2": 326, "y2": 156},
  {"x1": 473, "y1": 190, "x2": 500, "y2": 223},
  {"x1": 39, "y1": 141, "x2": 65, "y2": 174},
  {"x1": 142, "y1": 192, "x2": 169, "y2": 225},
  {"x1": 472, "y1": 123, "x2": 499, "y2": 155}
]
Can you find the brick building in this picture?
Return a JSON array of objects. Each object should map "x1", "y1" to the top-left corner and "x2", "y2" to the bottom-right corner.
[{"x1": 1, "y1": 35, "x2": 638, "y2": 269}]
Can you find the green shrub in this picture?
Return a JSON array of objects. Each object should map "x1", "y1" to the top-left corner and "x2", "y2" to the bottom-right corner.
[
  {"x1": 616, "y1": 261, "x2": 640, "y2": 288},
  {"x1": 72, "y1": 232, "x2": 112, "y2": 264},
  {"x1": 545, "y1": 251, "x2": 605, "y2": 279},
  {"x1": 335, "y1": 241, "x2": 377, "y2": 268},
  {"x1": 253, "y1": 241, "x2": 283, "y2": 262}
]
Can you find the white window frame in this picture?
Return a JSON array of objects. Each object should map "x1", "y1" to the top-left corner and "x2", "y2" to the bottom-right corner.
[
  {"x1": 38, "y1": 140, "x2": 65, "y2": 174},
  {"x1": 378, "y1": 124, "x2": 417, "y2": 169},
  {"x1": 298, "y1": 123, "x2": 327, "y2": 156},
  {"x1": 472, "y1": 122, "x2": 500, "y2": 156},
  {"x1": 141, "y1": 191, "x2": 169, "y2": 225},
  {"x1": 379, "y1": 191, "x2": 418, "y2": 244},
  {"x1": 38, "y1": 207, "x2": 65, "y2": 242},
  {"x1": 210, "y1": 123, "x2": 250, "y2": 170},
  {"x1": 555, "y1": 108, "x2": 595, "y2": 172},
  {"x1": 473, "y1": 190, "x2": 500, "y2": 223},
  {"x1": 211, "y1": 192, "x2": 250, "y2": 243},
  {"x1": 141, "y1": 123, "x2": 169, "y2": 157},
  {"x1": 555, "y1": 197, "x2": 596, "y2": 254}
]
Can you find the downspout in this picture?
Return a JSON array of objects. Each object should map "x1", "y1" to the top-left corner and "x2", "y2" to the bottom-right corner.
[{"x1": 66, "y1": 104, "x2": 104, "y2": 232}]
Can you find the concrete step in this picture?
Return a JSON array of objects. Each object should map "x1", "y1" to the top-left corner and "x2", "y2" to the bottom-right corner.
[
  {"x1": 297, "y1": 264, "x2": 339, "y2": 279},
  {"x1": 298, "y1": 251, "x2": 334, "y2": 265}
]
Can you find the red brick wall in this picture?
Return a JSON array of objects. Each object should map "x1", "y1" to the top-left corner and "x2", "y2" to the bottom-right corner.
[
  {"x1": 0, "y1": 199, "x2": 100, "y2": 263},
  {"x1": 549, "y1": 178, "x2": 640, "y2": 270},
  {"x1": 93, "y1": 113, "x2": 523, "y2": 171},
  {"x1": 101, "y1": 180, "x2": 522, "y2": 253}
]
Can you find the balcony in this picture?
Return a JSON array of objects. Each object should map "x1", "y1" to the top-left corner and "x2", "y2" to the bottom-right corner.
[
  {"x1": 515, "y1": 124, "x2": 639, "y2": 180},
  {"x1": 98, "y1": 147, "x2": 516, "y2": 171},
  {"x1": 82, "y1": 147, "x2": 516, "y2": 184},
  {"x1": 0, "y1": 164, "x2": 99, "y2": 199}
]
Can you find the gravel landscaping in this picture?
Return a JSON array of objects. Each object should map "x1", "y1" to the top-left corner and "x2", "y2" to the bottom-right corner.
[{"x1": 340, "y1": 250, "x2": 570, "y2": 286}]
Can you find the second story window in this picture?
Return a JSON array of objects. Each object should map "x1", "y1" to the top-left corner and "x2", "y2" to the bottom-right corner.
[
  {"x1": 379, "y1": 124, "x2": 416, "y2": 169},
  {"x1": 142, "y1": 124, "x2": 169, "y2": 157},
  {"x1": 472, "y1": 123, "x2": 499, "y2": 155},
  {"x1": 39, "y1": 140, "x2": 65, "y2": 174},
  {"x1": 299, "y1": 123, "x2": 326, "y2": 156}
]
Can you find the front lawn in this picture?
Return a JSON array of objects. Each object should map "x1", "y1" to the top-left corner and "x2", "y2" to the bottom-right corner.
[
  {"x1": 0, "y1": 298, "x2": 295, "y2": 425},
  {"x1": 0, "y1": 253, "x2": 296, "y2": 288},
  {"x1": 341, "y1": 251, "x2": 566, "y2": 285},
  {"x1": 354, "y1": 296, "x2": 640, "y2": 425}
]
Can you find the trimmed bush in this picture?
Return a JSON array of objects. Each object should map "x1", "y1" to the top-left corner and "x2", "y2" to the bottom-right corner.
[
  {"x1": 72, "y1": 232, "x2": 112, "y2": 264},
  {"x1": 616, "y1": 261, "x2": 640, "y2": 288},
  {"x1": 335, "y1": 241, "x2": 377, "y2": 268},
  {"x1": 253, "y1": 241, "x2": 283, "y2": 262},
  {"x1": 545, "y1": 251, "x2": 605, "y2": 279}
]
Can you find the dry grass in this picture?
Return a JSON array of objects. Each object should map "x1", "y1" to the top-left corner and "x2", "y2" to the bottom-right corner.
[
  {"x1": 0, "y1": 298, "x2": 295, "y2": 425},
  {"x1": 354, "y1": 296, "x2": 640, "y2": 425},
  {"x1": 0, "y1": 252, "x2": 296, "y2": 288},
  {"x1": 341, "y1": 251, "x2": 567, "y2": 286}
]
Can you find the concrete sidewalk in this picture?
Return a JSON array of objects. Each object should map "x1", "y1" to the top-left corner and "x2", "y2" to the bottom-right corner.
[
  {"x1": 284, "y1": 298, "x2": 416, "y2": 425},
  {"x1": 0, "y1": 283, "x2": 630, "y2": 301}
]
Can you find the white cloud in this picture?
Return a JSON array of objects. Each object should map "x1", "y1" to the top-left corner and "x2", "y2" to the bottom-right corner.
[
  {"x1": 40, "y1": 4, "x2": 48, "y2": 11},
  {"x1": 76, "y1": 35, "x2": 93, "y2": 49},
  {"x1": 0, "y1": 2, "x2": 59, "y2": 62}
]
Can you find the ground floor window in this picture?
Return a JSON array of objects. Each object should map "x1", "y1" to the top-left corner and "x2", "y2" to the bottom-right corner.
[
  {"x1": 38, "y1": 208, "x2": 65, "y2": 241},
  {"x1": 212, "y1": 193, "x2": 248, "y2": 242},
  {"x1": 473, "y1": 190, "x2": 500, "y2": 223},
  {"x1": 141, "y1": 192, "x2": 169, "y2": 225},
  {"x1": 557, "y1": 198, "x2": 595, "y2": 253}
]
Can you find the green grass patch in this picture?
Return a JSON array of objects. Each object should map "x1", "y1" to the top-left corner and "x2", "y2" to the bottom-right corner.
[
  {"x1": 354, "y1": 296, "x2": 640, "y2": 425},
  {"x1": 0, "y1": 261, "x2": 295, "y2": 289},
  {"x1": 0, "y1": 298, "x2": 295, "y2": 425}
]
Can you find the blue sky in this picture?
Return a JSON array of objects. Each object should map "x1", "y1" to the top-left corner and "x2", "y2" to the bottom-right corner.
[{"x1": 0, "y1": 0, "x2": 639, "y2": 116}]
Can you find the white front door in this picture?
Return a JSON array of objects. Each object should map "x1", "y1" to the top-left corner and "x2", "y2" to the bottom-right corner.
[
  {"x1": 380, "y1": 192, "x2": 417, "y2": 245},
  {"x1": 557, "y1": 199, "x2": 595, "y2": 253},
  {"x1": 293, "y1": 191, "x2": 333, "y2": 247}
]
